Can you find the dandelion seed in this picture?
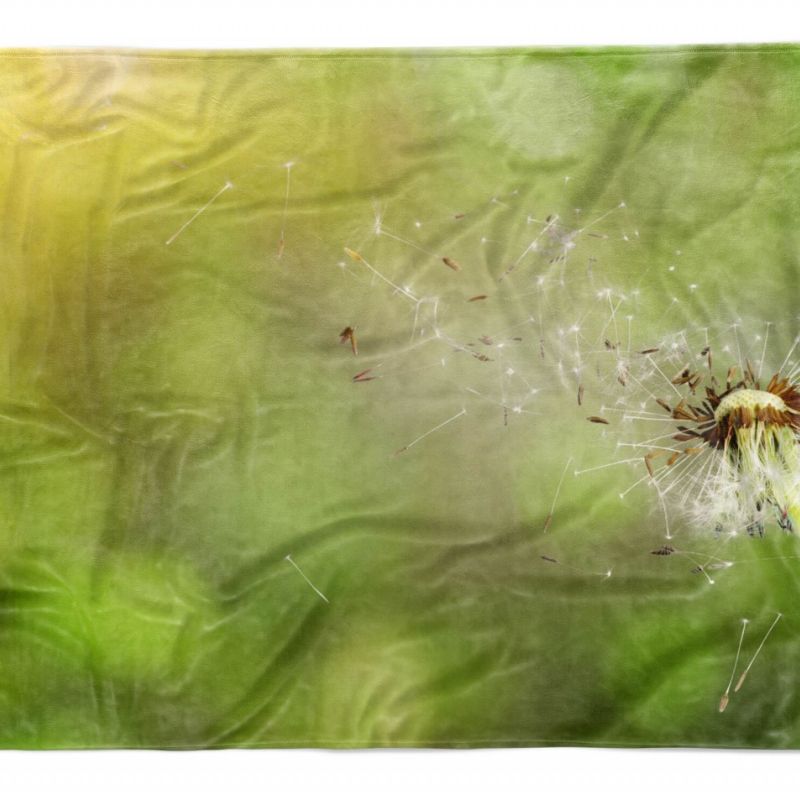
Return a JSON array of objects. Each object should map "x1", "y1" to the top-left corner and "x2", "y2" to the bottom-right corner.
[
  {"x1": 540, "y1": 553, "x2": 612, "y2": 579},
  {"x1": 339, "y1": 326, "x2": 358, "y2": 356},
  {"x1": 394, "y1": 408, "x2": 466, "y2": 456},
  {"x1": 277, "y1": 161, "x2": 294, "y2": 259},
  {"x1": 285, "y1": 554, "x2": 329, "y2": 604},
  {"x1": 543, "y1": 457, "x2": 574, "y2": 533},
  {"x1": 165, "y1": 180, "x2": 233, "y2": 246},
  {"x1": 720, "y1": 618, "x2": 749, "y2": 712},
  {"x1": 352, "y1": 368, "x2": 376, "y2": 383},
  {"x1": 650, "y1": 545, "x2": 675, "y2": 555},
  {"x1": 735, "y1": 612, "x2": 782, "y2": 693}
]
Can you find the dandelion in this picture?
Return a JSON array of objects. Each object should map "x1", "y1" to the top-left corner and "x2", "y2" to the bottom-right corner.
[
  {"x1": 659, "y1": 365, "x2": 800, "y2": 535},
  {"x1": 576, "y1": 316, "x2": 800, "y2": 541}
]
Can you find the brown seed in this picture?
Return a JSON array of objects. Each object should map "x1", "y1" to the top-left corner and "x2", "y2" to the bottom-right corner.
[
  {"x1": 672, "y1": 401, "x2": 697, "y2": 421},
  {"x1": 650, "y1": 545, "x2": 675, "y2": 556},
  {"x1": 443, "y1": 257, "x2": 461, "y2": 272},
  {"x1": 656, "y1": 398, "x2": 672, "y2": 413},
  {"x1": 577, "y1": 384, "x2": 585, "y2": 406},
  {"x1": 672, "y1": 367, "x2": 692, "y2": 385},
  {"x1": 587, "y1": 416, "x2": 609, "y2": 425},
  {"x1": 352, "y1": 369, "x2": 376, "y2": 383},
  {"x1": 540, "y1": 555, "x2": 558, "y2": 563},
  {"x1": 339, "y1": 326, "x2": 358, "y2": 356},
  {"x1": 639, "y1": 348, "x2": 660, "y2": 355},
  {"x1": 467, "y1": 294, "x2": 488, "y2": 302}
]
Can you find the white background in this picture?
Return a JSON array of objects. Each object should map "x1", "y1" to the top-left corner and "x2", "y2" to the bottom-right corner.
[{"x1": 3, "y1": 1, "x2": 800, "y2": 797}]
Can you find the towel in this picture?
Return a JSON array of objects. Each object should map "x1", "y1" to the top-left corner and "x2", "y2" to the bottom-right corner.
[{"x1": 1, "y1": 45, "x2": 799, "y2": 748}]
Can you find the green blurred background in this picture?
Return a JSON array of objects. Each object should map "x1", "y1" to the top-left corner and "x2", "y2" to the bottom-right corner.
[{"x1": 1, "y1": 46, "x2": 800, "y2": 747}]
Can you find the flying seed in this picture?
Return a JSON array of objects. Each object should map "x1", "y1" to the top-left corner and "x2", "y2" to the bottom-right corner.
[
  {"x1": 720, "y1": 619, "x2": 749, "y2": 713},
  {"x1": 277, "y1": 162, "x2": 293, "y2": 260},
  {"x1": 672, "y1": 368, "x2": 692, "y2": 385},
  {"x1": 165, "y1": 180, "x2": 233, "y2": 246},
  {"x1": 467, "y1": 295, "x2": 488, "y2": 302},
  {"x1": 443, "y1": 257, "x2": 461, "y2": 272},
  {"x1": 650, "y1": 545, "x2": 675, "y2": 556},
  {"x1": 285, "y1": 554, "x2": 329, "y2": 604},
  {"x1": 339, "y1": 326, "x2": 358, "y2": 355},
  {"x1": 543, "y1": 456, "x2": 573, "y2": 534},
  {"x1": 394, "y1": 408, "x2": 467, "y2": 456},
  {"x1": 735, "y1": 612, "x2": 782, "y2": 693},
  {"x1": 587, "y1": 416, "x2": 610, "y2": 425},
  {"x1": 639, "y1": 348, "x2": 660, "y2": 355}
]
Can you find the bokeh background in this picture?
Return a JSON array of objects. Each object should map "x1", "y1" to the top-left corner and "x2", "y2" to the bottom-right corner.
[{"x1": 1, "y1": 46, "x2": 800, "y2": 747}]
